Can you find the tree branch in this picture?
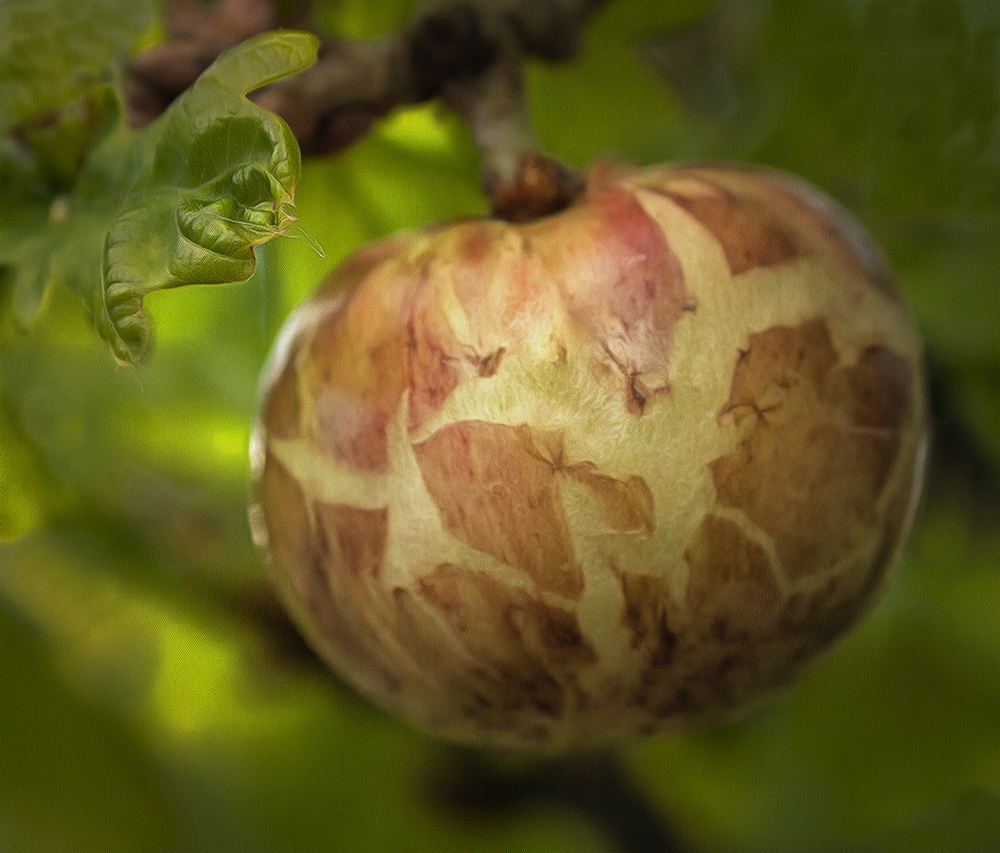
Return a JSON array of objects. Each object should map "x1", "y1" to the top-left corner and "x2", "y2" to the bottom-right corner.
[
  {"x1": 126, "y1": 0, "x2": 605, "y2": 220},
  {"x1": 423, "y1": 748, "x2": 690, "y2": 853}
]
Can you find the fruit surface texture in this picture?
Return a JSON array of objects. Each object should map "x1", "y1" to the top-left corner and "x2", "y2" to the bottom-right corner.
[{"x1": 251, "y1": 162, "x2": 927, "y2": 751}]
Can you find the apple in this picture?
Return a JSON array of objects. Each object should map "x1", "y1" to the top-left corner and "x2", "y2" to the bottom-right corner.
[{"x1": 250, "y1": 162, "x2": 927, "y2": 751}]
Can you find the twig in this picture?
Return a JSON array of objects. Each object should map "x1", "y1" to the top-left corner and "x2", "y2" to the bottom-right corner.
[
  {"x1": 125, "y1": 0, "x2": 300, "y2": 125},
  {"x1": 126, "y1": 0, "x2": 605, "y2": 219},
  {"x1": 423, "y1": 748, "x2": 690, "y2": 853}
]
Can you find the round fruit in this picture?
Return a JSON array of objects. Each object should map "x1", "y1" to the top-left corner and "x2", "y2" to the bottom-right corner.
[{"x1": 250, "y1": 161, "x2": 927, "y2": 752}]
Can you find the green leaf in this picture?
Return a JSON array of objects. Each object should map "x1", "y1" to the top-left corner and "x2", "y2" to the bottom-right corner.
[
  {"x1": 0, "y1": 0, "x2": 153, "y2": 132},
  {"x1": 1, "y1": 30, "x2": 318, "y2": 364}
]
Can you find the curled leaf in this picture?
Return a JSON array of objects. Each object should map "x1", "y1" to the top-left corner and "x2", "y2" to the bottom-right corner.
[
  {"x1": 86, "y1": 31, "x2": 318, "y2": 363},
  {"x1": 1, "y1": 30, "x2": 318, "y2": 364}
]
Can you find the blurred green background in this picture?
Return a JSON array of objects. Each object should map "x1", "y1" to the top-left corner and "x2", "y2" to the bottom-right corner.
[{"x1": 2, "y1": 1, "x2": 1000, "y2": 851}]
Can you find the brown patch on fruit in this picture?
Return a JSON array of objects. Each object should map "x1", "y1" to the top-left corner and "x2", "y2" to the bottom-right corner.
[
  {"x1": 711, "y1": 319, "x2": 913, "y2": 580},
  {"x1": 258, "y1": 455, "x2": 331, "y2": 632},
  {"x1": 720, "y1": 317, "x2": 837, "y2": 423},
  {"x1": 565, "y1": 462, "x2": 655, "y2": 534},
  {"x1": 290, "y1": 236, "x2": 431, "y2": 473},
  {"x1": 384, "y1": 585, "x2": 478, "y2": 690},
  {"x1": 301, "y1": 239, "x2": 522, "y2": 468},
  {"x1": 311, "y1": 501, "x2": 393, "y2": 674},
  {"x1": 262, "y1": 349, "x2": 303, "y2": 441},
  {"x1": 477, "y1": 346, "x2": 506, "y2": 377},
  {"x1": 405, "y1": 296, "x2": 465, "y2": 431},
  {"x1": 313, "y1": 503, "x2": 389, "y2": 583},
  {"x1": 450, "y1": 228, "x2": 538, "y2": 332},
  {"x1": 775, "y1": 439, "x2": 921, "y2": 656},
  {"x1": 306, "y1": 500, "x2": 489, "y2": 703},
  {"x1": 613, "y1": 564, "x2": 747, "y2": 721},
  {"x1": 413, "y1": 421, "x2": 584, "y2": 598},
  {"x1": 660, "y1": 164, "x2": 898, "y2": 297},
  {"x1": 780, "y1": 577, "x2": 859, "y2": 653},
  {"x1": 657, "y1": 177, "x2": 802, "y2": 274},
  {"x1": 684, "y1": 514, "x2": 782, "y2": 637},
  {"x1": 615, "y1": 567, "x2": 679, "y2": 664},
  {"x1": 418, "y1": 563, "x2": 597, "y2": 718},
  {"x1": 258, "y1": 457, "x2": 399, "y2": 691},
  {"x1": 626, "y1": 374, "x2": 647, "y2": 415},
  {"x1": 408, "y1": 228, "x2": 544, "y2": 432},
  {"x1": 843, "y1": 345, "x2": 914, "y2": 433},
  {"x1": 613, "y1": 559, "x2": 799, "y2": 726},
  {"x1": 303, "y1": 279, "x2": 410, "y2": 473},
  {"x1": 765, "y1": 169, "x2": 899, "y2": 299},
  {"x1": 414, "y1": 421, "x2": 657, "y2": 593},
  {"x1": 554, "y1": 186, "x2": 692, "y2": 412}
]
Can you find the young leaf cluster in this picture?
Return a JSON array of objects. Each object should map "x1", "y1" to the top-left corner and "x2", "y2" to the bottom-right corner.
[{"x1": 0, "y1": 1, "x2": 317, "y2": 364}]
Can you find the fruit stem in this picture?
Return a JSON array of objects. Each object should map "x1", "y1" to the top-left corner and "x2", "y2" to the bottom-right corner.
[{"x1": 437, "y1": 23, "x2": 585, "y2": 221}]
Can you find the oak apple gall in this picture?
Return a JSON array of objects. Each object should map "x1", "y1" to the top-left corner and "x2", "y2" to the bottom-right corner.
[{"x1": 250, "y1": 162, "x2": 927, "y2": 751}]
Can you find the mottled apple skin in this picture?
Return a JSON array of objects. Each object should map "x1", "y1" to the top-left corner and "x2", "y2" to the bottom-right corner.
[{"x1": 250, "y1": 162, "x2": 927, "y2": 751}]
